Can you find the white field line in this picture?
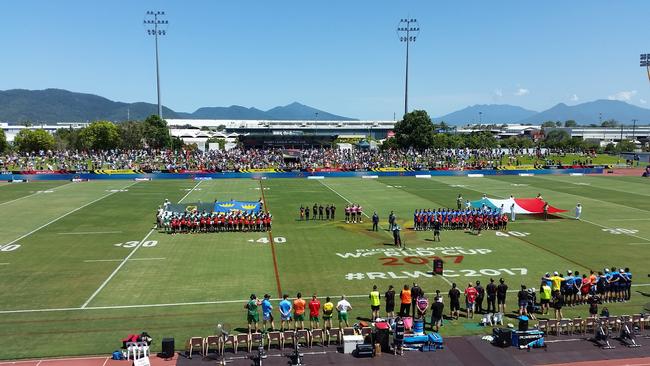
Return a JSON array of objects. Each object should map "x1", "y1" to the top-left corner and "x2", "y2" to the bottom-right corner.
[
  {"x1": 0, "y1": 182, "x2": 138, "y2": 248},
  {"x1": 58, "y1": 231, "x2": 123, "y2": 235},
  {"x1": 80, "y1": 229, "x2": 156, "y2": 308},
  {"x1": 628, "y1": 242, "x2": 650, "y2": 246},
  {"x1": 318, "y1": 180, "x2": 453, "y2": 287},
  {"x1": 0, "y1": 356, "x2": 110, "y2": 365},
  {"x1": 0, "y1": 181, "x2": 74, "y2": 206},
  {"x1": 608, "y1": 218, "x2": 650, "y2": 221},
  {"x1": 0, "y1": 263, "x2": 9, "y2": 265},
  {"x1": 2, "y1": 285, "x2": 650, "y2": 315},
  {"x1": 178, "y1": 181, "x2": 201, "y2": 203},
  {"x1": 83, "y1": 257, "x2": 166, "y2": 263}
]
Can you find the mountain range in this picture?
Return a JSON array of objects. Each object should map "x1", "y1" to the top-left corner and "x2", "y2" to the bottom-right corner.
[
  {"x1": 0, "y1": 89, "x2": 356, "y2": 123},
  {"x1": 1, "y1": 88, "x2": 650, "y2": 125},
  {"x1": 433, "y1": 100, "x2": 650, "y2": 125}
]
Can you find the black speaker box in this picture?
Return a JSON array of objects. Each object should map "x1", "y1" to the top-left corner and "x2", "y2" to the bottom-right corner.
[
  {"x1": 374, "y1": 329, "x2": 391, "y2": 353},
  {"x1": 492, "y1": 328, "x2": 512, "y2": 348},
  {"x1": 161, "y1": 337, "x2": 175, "y2": 358},
  {"x1": 355, "y1": 343, "x2": 375, "y2": 358}
]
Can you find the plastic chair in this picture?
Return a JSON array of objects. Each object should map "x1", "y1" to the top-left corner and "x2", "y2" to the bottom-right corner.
[
  {"x1": 558, "y1": 319, "x2": 572, "y2": 335},
  {"x1": 482, "y1": 313, "x2": 494, "y2": 326},
  {"x1": 266, "y1": 331, "x2": 282, "y2": 350},
  {"x1": 310, "y1": 329, "x2": 325, "y2": 347},
  {"x1": 186, "y1": 337, "x2": 204, "y2": 359},
  {"x1": 572, "y1": 318, "x2": 584, "y2": 335},
  {"x1": 536, "y1": 319, "x2": 548, "y2": 333},
  {"x1": 632, "y1": 314, "x2": 643, "y2": 332},
  {"x1": 295, "y1": 329, "x2": 310, "y2": 347},
  {"x1": 584, "y1": 317, "x2": 596, "y2": 335},
  {"x1": 249, "y1": 332, "x2": 264, "y2": 353},
  {"x1": 326, "y1": 327, "x2": 342, "y2": 345},
  {"x1": 125, "y1": 342, "x2": 138, "y2": 360},
  {"x1": 493, "y1": 312, "x2": 504, "y2": 325},
  {"x1": 235, "y1": 333, "x2": 250, "y2": 354},
  {"x1": 136, "y1": 341, "x2": 150, "y2": 358},
  {"x1": 221, "y1": 334, "x2": 236, "y2": 354},
  {"x1": 281, "y1": 330, "x2": 295, "y2": 349},
  {"x1": 546, "y1": 319, "x2": 559, "y2": 336},
  {"x1": 204, "y1": 335, "x2": 222, "y2": 356}
]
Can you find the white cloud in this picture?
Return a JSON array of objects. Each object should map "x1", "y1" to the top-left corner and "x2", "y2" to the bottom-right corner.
[
  {"x1": 607, "y1": 90, "x2": 637, "y2": 101},
  {"x1": 514, "y1": 88, "x2": 530, "y2": 96},
  {"x1": 494, "y1": 89, "x2": 503, "y2": 97},
  {"x1": 640, "y1": 98, "x2": 647, "y2": 104},
  {"x1": 570, "y1": 94, "x2": 579, "y2": 102}
]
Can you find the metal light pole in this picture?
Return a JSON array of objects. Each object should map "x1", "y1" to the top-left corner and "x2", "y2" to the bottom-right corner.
[
  {"x1": 479, "y1": 111, "x2": 483, "y2": 125},
  {"x1": 397, "y1": 18, "x2": 420, "y2": 117},
  {"x1": 640, "y1": 54, "x2": 650, "y2": 83},
  {"x1": 144, "y1": 11, "x2": 168, "y2": 119},
  {"x1": 632, "y1": 118, "x2": 638, "y2": 141}
]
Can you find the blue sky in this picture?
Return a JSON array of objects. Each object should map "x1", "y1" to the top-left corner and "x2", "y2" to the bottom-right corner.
[{"x1": 1, "y1": 0, "x2": 650, "y2": 119}]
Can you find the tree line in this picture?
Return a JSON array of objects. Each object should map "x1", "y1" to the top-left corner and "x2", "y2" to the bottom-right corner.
[
  {"x1": 386, "y1": 110, "x2": 638, "y2": 152},
  {"x1": 0, "y1": 115, "x2": 183, "y2": 153}
]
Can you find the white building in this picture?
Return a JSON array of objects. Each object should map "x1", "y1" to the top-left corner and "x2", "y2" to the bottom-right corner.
[{"x1": 0, "y1": 122, "x2": 89, "y2": 142}]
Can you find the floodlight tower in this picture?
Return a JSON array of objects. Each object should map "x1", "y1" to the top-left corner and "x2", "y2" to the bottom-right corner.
[
  {"x1": 640, "y1": 54, "x2": 650, "y2": 83},
  {"x1": 397, "y1": 18, "x2": 420, "y2": 117},
  {"x1": 144, "y1": 11, "x2": 168, "y2": 119}
]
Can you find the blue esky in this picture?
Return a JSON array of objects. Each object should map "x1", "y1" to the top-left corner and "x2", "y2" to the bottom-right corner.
[{"x1": 1, "y1": 0, "x2": 649, "y2": 119}]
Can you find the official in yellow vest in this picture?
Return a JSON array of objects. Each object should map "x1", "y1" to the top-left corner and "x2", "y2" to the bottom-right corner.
[{"x1": 369, "y1": 285, "x2": 381, "y2": 320}]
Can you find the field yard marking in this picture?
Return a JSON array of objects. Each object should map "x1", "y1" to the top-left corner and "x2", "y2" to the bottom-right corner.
[
  {"x1": 259, "y1": 180, "x2": 283, "y2": 298},
  {"x1": 0, "y1": 263, "x2": 9, "y2": 265},
  {"x1": 58, "y1": 231, "x2": 123, "y2": 235},
  {"x1": 0, "y1": 181, "x2": 138, "y2": 248},
  {"x1": 4, "y1": 284, "x2": 650, "y2": 314},
  {"x1": 318, "y1": 180, "x2": 453, "y2": 287},
  {"x1": 83, "y1": 259, "x2": 122, "y2": 263},
  {"x1": 627, "y1": 242, "x2": 650, "y2": 246},
  {"x1": 563, "y1": 215, "x2": 650, "y2": 242},
  {"x1": 0, "y1": 283, "x2": 650, "y2": 314},
  {"x1": 80, "y1": 228, "x2": 156, "y2": 309},
  {"x1": 0, "y1": 356, "x2": 112, "y2": 365},
  {"x1": 83, "y1": 257, "x2": 166, "y2": 263},
  {"x1": 178, "y1": 181, "x2": 201, "y2": 203},
  {"x1": 0, "y1": 181, "x2": 74, "y2": 206}
]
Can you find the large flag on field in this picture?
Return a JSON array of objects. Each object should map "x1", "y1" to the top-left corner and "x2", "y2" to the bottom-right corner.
[
  {"x1": 470, "y1": 197, "x2": 567, "y2": 214},
  {"x1": 213, "y1": 200, "x2": 262, "y2": 214},
  {"x1": 165, "y1": 202, "x2": 215, "y2": 214}
]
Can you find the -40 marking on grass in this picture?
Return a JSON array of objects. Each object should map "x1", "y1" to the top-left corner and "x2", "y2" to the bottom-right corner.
[
  {"x1": 248, "y1": 237, "x2": 286, "y2": 244},
  {"x1": 496, "y1": 231, "x2": 530, "y2": 237}
]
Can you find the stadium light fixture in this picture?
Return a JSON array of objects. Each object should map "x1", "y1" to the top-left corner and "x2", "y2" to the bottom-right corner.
[
  {"x1": 640, "y1": 54, "x2": 650, "y2": 83},
  {"x1": 144, "y1": 10, "x2": 169, "y2": 119},
  {"x1": 397, "y1": 18, "x2": 420, "y2": 117}
]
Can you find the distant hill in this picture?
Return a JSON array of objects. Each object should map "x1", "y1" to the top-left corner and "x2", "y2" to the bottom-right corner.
[
  {"x1": 0, "y1": 89, "x2": 356, "y2": 123},
  {"x1": 0, "y1": 89, "x2": 179, "y2": 123},
  {"x1": 517, "y1": 99, "x2": 650, "y2": 124},
  {"x1": 433, "y1": 104, "x2": 537, "y2": 124}
]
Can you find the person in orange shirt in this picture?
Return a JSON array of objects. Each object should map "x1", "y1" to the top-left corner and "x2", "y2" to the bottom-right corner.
[
  {"x1": 399, "y1": 284, "x2": 411, "y2": 317},
  {"x1": 293, "y1": 292, "x2": 306, "y2": 330}
]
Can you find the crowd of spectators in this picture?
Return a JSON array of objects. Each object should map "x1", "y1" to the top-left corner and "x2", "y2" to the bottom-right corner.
[{"x1": 0, "y1": 147, "x2": 597, "y2": 172}]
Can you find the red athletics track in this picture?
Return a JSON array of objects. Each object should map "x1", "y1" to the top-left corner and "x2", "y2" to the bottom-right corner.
[
  {"x1": 542, "y1": 357, "x2": 650, "y2": 366},
  {"x1": 0, "y1": 354, "x2": 178, "y2": 366}
]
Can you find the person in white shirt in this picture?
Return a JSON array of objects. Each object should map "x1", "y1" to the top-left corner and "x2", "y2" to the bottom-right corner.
[
  {"x1": 510, "y1": 203, "x2": 516, "y2": 222},
  {"x1": 336, "y1": 295, "x2": 352, "y2": 328},
  {"x1": 575, "y1": 203, "x2": 582, "y2": 220}
]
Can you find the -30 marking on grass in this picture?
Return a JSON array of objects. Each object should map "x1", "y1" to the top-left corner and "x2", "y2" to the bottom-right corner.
[
  {"x1": 602, "y1": 228, "x2": 639, "y2": 235},
  {"x1": 114, "y1": 240, "x2": 158, "y2": 248},
  {"x1": 496, "y1": 231, "x2": 530, "y2": 237}
]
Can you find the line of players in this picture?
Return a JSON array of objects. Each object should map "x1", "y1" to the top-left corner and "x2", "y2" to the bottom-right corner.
[
  {"x1": 162, "y1": 211, "x2": 273, "y2": 234},
  {"x1": 541, "y1": 267, "x2": 633, "y2": 308},
  {"x1": 413, "y1": 208, "x2": 509, "y2": 232},
  {"x1": 299, "y1": 203, "x2": 337, "y2": 221}
]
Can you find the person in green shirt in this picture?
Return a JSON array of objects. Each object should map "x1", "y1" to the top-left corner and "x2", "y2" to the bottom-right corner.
[{"x1": 245, "y1": 294, "x2": 261, "y2": 333}]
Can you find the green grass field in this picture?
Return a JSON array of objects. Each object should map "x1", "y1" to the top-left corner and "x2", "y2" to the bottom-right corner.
[{"x1": 0, "y1": 175, "x2": 649, "y2": 359}]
